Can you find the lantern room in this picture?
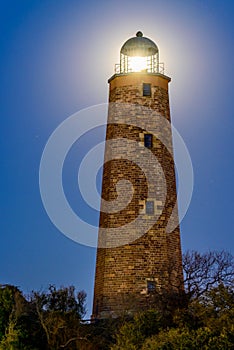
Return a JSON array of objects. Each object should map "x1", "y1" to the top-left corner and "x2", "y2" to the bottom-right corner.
[{"x1": 115, "y1": 31, "x2": 164, "y2": 74}]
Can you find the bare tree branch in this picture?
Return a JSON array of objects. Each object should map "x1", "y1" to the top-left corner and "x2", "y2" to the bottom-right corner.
[
  {"x1": 60, "y1": 335, "x2": 89, "y2": 348},
  {"x1": 182, "y1": 250, "x2": 234, "y2": 299}
]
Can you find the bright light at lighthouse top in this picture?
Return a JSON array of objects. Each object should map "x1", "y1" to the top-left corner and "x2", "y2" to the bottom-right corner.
[{"x1": 115, "y1": 31, "x2": 164, "y2": 74}]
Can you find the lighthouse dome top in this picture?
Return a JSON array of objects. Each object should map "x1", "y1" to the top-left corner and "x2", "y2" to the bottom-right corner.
[
  {"x1": 120, "y1": 31, "x2": 158, "y2": 57},
  {"x1": 114, "y1": 32, "x2": 165, "y2": 75}
]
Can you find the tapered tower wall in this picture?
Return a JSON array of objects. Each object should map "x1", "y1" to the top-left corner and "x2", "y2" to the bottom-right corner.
[{"x1": 92, "y1": 73, "x2": 183, "y2": 319}]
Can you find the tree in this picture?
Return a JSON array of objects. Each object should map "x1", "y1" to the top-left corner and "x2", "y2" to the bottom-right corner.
[
  {"x1": 0, "y1": 319, "x2": 20, "y2": 350},
  {"x1": 183, "y1": 250, "x2": 234, "y2": 299},
  {"x1": 142, "y1": 326, "x2": 234, "y2": 350},
  {"x1": 0, "y1": 285, "x2": 27, "y2": 343},
  {"x1": 32, "y1": 285, "x2": 87, "y2": 349},
  {"x1": 0, "y1": 250, "x2": 233, "y2": 349},
  {"x1": 0, "y1": 284, "x2": 46, "y2": 349},
  {"x1": 110, "y1": 250, "x2": 234, "y2": 350},
  {"x1": 111, "y1": 310, "x2": 161, "y2": 350}
]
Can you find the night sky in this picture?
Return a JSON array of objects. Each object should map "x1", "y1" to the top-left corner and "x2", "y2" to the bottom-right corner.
[{"x1": 1, "y1": 0, "x2": 234, "y2": 316}]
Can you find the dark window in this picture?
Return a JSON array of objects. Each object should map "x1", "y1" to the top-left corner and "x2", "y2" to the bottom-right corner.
[
  {"x1": 143, "y1": 83, "x2": 151, "y2": 96},
  {"x1": 147, "y1": 280, "x2": 156, "y2": 293},
  {"x1": 146, "y1": 201, "x2": 154, "y2": 215},
  {"x1": 144, "y1": 134, "x2": 153, "y2": 148}
]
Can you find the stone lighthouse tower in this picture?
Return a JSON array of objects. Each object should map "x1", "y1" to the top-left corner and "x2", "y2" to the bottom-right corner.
[{"x1": 92, "y1": 32, "x2": 184, "y2": 318}]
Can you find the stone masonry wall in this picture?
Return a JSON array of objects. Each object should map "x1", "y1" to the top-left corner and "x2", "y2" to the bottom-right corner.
[{"x1": 92, "y1": 73, "x2": 184, "y2": 318}]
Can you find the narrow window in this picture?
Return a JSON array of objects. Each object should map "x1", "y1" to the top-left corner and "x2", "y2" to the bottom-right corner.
[
  {"x1": 146, "y1": 201, "x2": 154, "y2": 215},
  {"x1": 144, "y1": 134, "x2": 153, "y2": 148},
  {"x1": 147, "y1": 280, "x2": 156, "y2": 293},
  {"x1": 143, "y1": 83, "x2": 151, "y2": 96}
]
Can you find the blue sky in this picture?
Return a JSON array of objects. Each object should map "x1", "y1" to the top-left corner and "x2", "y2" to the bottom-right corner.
[{"x1": 1, "y1": 0, "x2": 234, "y2": 316}]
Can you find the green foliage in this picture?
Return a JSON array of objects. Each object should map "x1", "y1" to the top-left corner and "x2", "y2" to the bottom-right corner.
[
  {"x1": 83, "y1": 318, "x2": 122, "y2": 350},
  {"x1": 109, "y1": 249, "x2": 234, "y2": 350},
  {"x1": 142, "y1": 327, "x2": 234, "y2": 350},
  {"x1": 0, "y1": 250, "x2": 233, "y2": 349},
  {"x1": 0, "y1": 286, "x2": 16, "y2": 340},
  {"x1": 32, "y1": 285, "x2": 86, "y2": 317},
  {"x1": 32, "y1": 285, "x2": 87, "y2": 349},
  {"x1": 111, "y1": 310, "x2": 161, "y2": 350},
  {"x1": 0, "y1": 284, "x2": 29, "y2": 347},
  {"x1": 0, "y1": 285, "x2": 87, "y2": 349},
  {"x1": 0, "y1": 285, "x2": 46, "y2": 349},
  {"x1": 0, "y1": 319, "x2": 20, "y2": 350},
  {"x1": 141, "y1": 285, "x2": 234, "y2": 350}
]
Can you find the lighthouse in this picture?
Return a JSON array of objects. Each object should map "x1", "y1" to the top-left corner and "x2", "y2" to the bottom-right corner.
[{"x1": 92, "y1": 32, "x2": 184, "y2": 318}]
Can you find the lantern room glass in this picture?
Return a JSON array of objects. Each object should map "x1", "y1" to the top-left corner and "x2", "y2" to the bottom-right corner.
[
  {"x1": 114, "y1": 32, "x2": 164, "y2": 74},
  {"x1": 119, "y1": 52, "x2": 159, "y2": 73}
]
